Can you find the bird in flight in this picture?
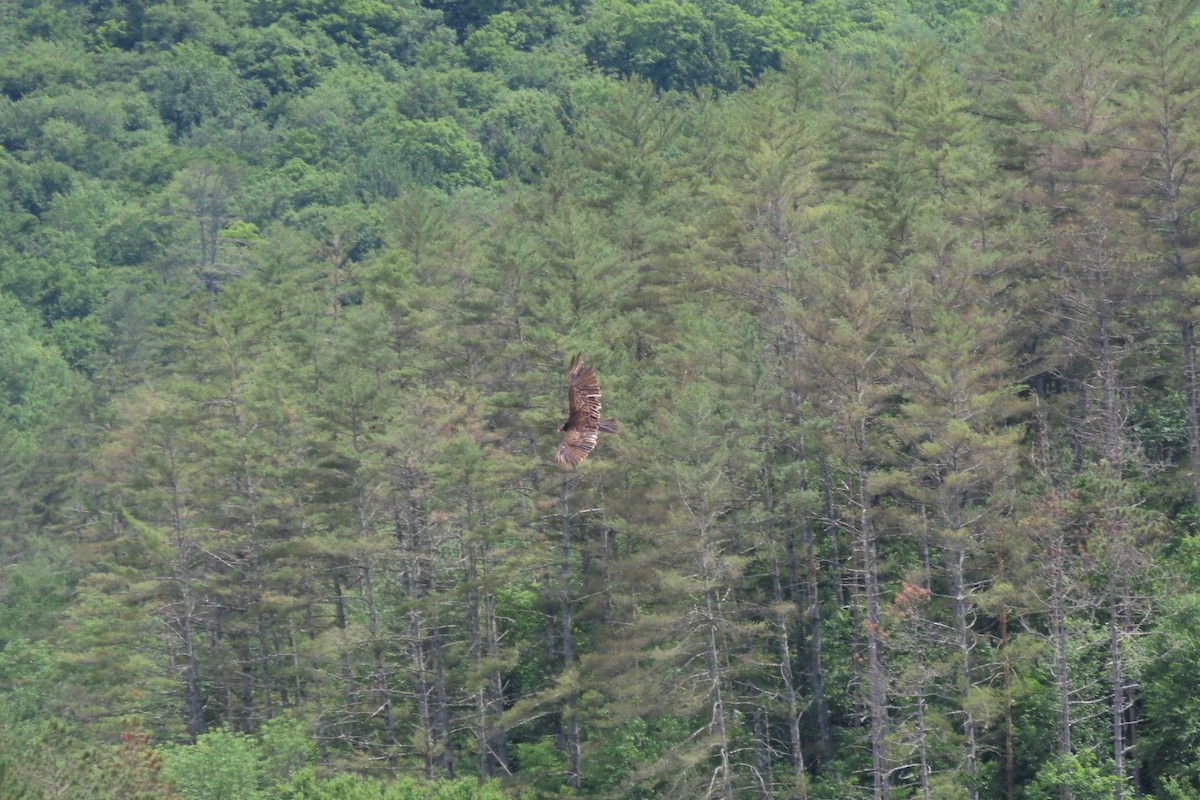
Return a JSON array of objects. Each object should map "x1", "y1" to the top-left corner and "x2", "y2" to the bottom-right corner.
[{"x1": 556, "y1": 353, "x2": 618, "y2": 470}]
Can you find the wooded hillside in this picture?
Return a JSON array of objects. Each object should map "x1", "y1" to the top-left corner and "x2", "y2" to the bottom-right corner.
[{"x1": 3, "y1": 0, "x2": 1200, "y2": 798}]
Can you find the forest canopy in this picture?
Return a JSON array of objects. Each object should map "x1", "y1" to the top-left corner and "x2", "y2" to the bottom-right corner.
[{"x1": 3, "y1": 0, "x2": 1200, "y2": 798}]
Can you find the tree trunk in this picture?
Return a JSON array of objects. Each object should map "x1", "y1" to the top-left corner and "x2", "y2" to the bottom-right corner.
[
  {"x1": 560, "y1": 478, "x2": 581, "y2": 789},
  {"x1": 1184, "y1": 322, "x2": 1200, "y2": 512},
  {"x1": 704, "y1": 589, "x2": 735, "y2": 800},
  {"x1": 1050, "y1": 533, "x2": 1072, "y2": 800},
  {"x1": 949, "y1": 543, "x2": 979, "y2": 800},
  {"x1": 772, "y1": 548, "x2": 807, "y2": 794},
  {"x1": 431, "y1": 621, "x2": 454, "y2": 779},
  {"x1": 1108, "y1": 547, "x2": 1125, "y2": 800},
  {"x1": 167, "y1": 462, "x2": 205, "y2": 740},
  {"x1": 355, "y1": 468, "x2": 396, "y2": 759},
  {"x1": 858, "y1": 469, "x2": 890, "y2": 800},
  {"x1": 466, "y1": 545, "x2": 490, "y2": 778},
  {"x1": 332, "y1": 572, "x2": 357, "y2": 744},
  {"x1": 916, "y1": 688, "x2": 931, "y2": 800},
  {"x1": 485, "y1": 568, "x2": 509, "y2": 773},
  {"x1": 409, "y1": 610, "x2": 435, "y2": 779},
  {"x1": 1001, "y1": 605, "x2": 1015, "y2": 800},
  {"x1": 819, "y1": 454, "x2": 847, "y2": 608},
  {"x1": 796, "y1": 513, "x2": 832, "y2": 768}
]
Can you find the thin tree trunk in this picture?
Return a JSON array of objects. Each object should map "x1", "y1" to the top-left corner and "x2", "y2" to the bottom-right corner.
[
  {"x1": 236, "y1": 441, "x2": 274, "y2": 723},
  {"x1": 1098, "y1": 300, "x2": 1122, "y2": 466},
  {"x1": 1001, "y1": 605, "x2": 1015, "y2": 800},
  {"x1": 484, "y1": 562, "x2": 509, "y2": 773},
  {"x1": 754, "y1": 706, "x2": 773, "y2": 800},
  {"x1": 560, "y1": 478, "x2": 581, "y2": 789},
  {"x1": 1109, "y1": 548, "x2": 1125, "y2": 800},
  {"x1": 332, "y1": 572, "x2": 356, "y2": 744},
  {"x1": 355, "y1": 473, "x2": 396, "y2": 758},
  {"x1": 167, "y1": 461, "x2": 205, "y2": 740},
  {"x1": 1183, "y1": 322, "x2": 1200, "y2": 512},
  {"x1": 394, "y1": 462, "x2": 453, "y2": 778},
  {"x1": 1050, "y1": 534, "x2": 1072, "y2": 800},
  {"x1": 705, "y1": 589, "x2": 735, "y2": 800},
  {"x1": 949, "y1": 543, "x2": 979, "y2": 800},
  {"x1": 772, "y1": 549, "x2": 807, "y2": 795},
  {"x1": 431, "y1": 621, "x2": 454, "y2": 779},
  {"x1": 178, "y1": 592, "x2": 205, "y2": 740},
  {"x1": 1096, "y1": 261, "x2": 1133, "y2": 799},
  {"x1": 257, "y1": 619, "x2": 273, "y2": 720},
  {"x1": 916, "y1": 688, "x2": 931, "y2": 800},
  {"x1": 1123, "y1": 587, "x2": 1141, "y2": 795},
  {"x1": 466, "y1": 544, "x2": 489, "y2": 778},
  {"x1": 409, "y1": 610, "x2": 435, "y2": 779},
  {"x1": 800, "y1": 516, "x2": 833, "y2": 766},
  {"x1": 819, "y1": 454, "x2": 846, "y2": 608},
  {"x1": 859, "y1": 469, "x2": 889, "y2": 800}
]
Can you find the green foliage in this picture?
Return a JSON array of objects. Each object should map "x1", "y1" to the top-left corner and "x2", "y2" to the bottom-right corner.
[
  {"x1": 1027, "y1": 751, "x2": 1121, "y2": 800},
  {"x1": 364, "y1": 117, "x2": 495, "y2": 193},
  {"x1": 0, "y1": 751, "x2": 38, "y2": 800},
  {"x1": 0, "y1": 294, "x2": 76, "y2": 451},
  {"x1": 581, "y1": 716, "x2": 686, "y2": 798},
  {"x1": 1162, "y1": 776, "x2": 1200, "y2": 800},
  {"x1": 280, "y1": 770, "x2": 511, "y2": 800},
  {"x1": 1140, "y1": 536, "x2": 1200, "y2": 795},
  {"x1": 141, "y1": 42, "x2": 253, "y2": 139},
  {"x1": 478, "y1": 89, "x2": 563, "y2": 180},
  {"x1": 0, "y1": 718, "x2": 179, "y2": 800},
  {"x1": 0, "y1": 39, "x2": 92, "y2": 100},
  {"x1": 163, "y1": 727, "x2": 266, "y2": 800},
  {"x1": 0, "y1": 549, "x2": 74, "y2": 649},
  {"x1": 231, "y1": 24, "x2": 335, "y2": 96},
  {"x1": 511, "y1": 738, "x2": 567, "y2": 797},
  {"x1": 4, "y1": 1, "x2": 1200, "y2": 799},
  {"x1": 258, "y1": 716, "x2": 318, "y2": 787},
  {"x1": 585, "y1": 0, "x2": 739, "y2": 91}
]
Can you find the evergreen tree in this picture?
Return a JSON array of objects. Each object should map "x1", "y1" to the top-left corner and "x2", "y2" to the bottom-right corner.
[{"x1": 1122, "y1": 0, "x2": 1200, "y2": 517}]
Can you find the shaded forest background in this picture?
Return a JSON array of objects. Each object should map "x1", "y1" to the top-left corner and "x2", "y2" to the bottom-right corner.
[{"x1": 4, "y1": 0, "x2": 1200, "y2": 798}]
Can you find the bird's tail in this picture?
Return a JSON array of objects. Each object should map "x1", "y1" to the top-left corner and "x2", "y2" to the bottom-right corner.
[{"x1": 599, "y1": 418, "x2": 619, "y2": 434}]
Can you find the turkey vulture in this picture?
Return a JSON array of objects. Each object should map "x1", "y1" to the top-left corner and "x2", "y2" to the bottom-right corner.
[{"x1": 556, "y1": 353, "x2": 618, "y2": 470}]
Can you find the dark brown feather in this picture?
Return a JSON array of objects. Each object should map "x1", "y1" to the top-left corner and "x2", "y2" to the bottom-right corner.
[{"x1": 556, "y1": 353, "x2": 616, "y2": 469}]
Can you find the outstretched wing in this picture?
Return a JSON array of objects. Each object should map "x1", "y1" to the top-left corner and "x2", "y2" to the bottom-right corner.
[
  {"x1": 565, "y1": 354, "x2": 603, "y2": 430},
  {"x1": 557, "y1": 425, "x2": 598, "y2": 470},
  {"x1": 556, "y1": 353, "x2": 603, "y2": 469}
]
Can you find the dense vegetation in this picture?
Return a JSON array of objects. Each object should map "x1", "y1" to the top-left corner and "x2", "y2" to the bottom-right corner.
[{"x1": 3, "y1": 0, "x2": 1200, "y2": 797}]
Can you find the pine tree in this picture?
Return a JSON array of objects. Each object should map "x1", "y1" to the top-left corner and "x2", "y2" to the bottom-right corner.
[
  {"x1": 894, "y1": 284, "x2": 1025, "y2": 798},
  {"x1": 1121, "y1": 0, "x2": 1200, "y2": 513},
  {"x1": 91, "y1": 382, "x2": 214, "y2": 740},
  {"x1": 791, "y1": 210, "x2": 907, "y2": 798}
]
